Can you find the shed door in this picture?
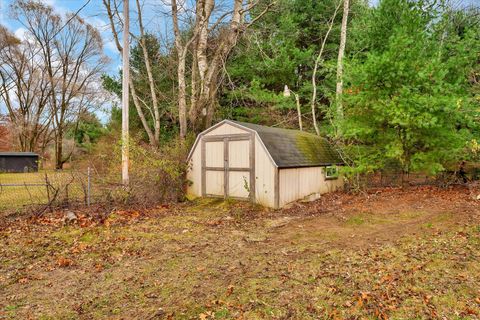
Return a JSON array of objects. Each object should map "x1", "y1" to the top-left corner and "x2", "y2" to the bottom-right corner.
[
  {"x1": 201, "y1": 133, "x2": 255, "y2": 200},
  {"x1": 204, "y1": 140, "x2": 225, "y2": 196}
]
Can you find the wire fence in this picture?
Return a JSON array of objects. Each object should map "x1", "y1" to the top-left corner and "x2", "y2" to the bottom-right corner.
[
  {"x1": 351, "y1": 170, "x2": 480, "y2": 190},
  {"x1": 0, "y1": 168, "x2": 111, "y2": 213},
  {"x1": 1, "y1": 165, "x2": 478, "y2": 214}
]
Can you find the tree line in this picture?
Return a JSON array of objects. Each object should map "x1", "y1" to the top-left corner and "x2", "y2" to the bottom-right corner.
[
  {"x1": 0, "y1": 0, "x2": 479, "y2": 176},
  {"x1": 0, "y1": 0, "x2": 107, "y2": 169}
]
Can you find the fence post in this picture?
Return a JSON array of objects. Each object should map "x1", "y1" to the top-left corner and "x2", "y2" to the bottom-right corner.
[
  {"x1": 87, "y1": 167, "x2": 91, "y2": 206},
  {"x1": 45, "y1": 173, "x2": 50, "y2": 203}
]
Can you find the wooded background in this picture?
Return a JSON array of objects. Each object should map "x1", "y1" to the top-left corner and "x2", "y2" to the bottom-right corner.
[{"x1": 0, "y1": 0, "x2": 479, "y2": 186}]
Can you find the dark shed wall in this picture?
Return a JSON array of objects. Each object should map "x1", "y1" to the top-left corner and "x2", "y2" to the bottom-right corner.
[{"x1": 0, "y1": 154, "x2": 39, "y2": 172}]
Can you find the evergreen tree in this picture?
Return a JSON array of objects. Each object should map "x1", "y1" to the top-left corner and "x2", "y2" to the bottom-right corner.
[{"x1": 343, "y1": 0, "x2": 480, "y2": 174}]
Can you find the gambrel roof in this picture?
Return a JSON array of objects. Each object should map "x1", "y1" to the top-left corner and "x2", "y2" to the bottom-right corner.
[
  {"x1": 188, "y1": 120, "x2": 344, "y2": 168},
  {"x1": 230, "y1": 121, "x2": 343, "y2": 168}
]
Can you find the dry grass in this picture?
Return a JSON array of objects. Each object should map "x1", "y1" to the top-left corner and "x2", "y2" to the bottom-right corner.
[
  {"x1": 0, "y1": 171, "x2": 88, "y2": 210},
  {"x1": 0, "y1": 186, "x2": 479, "y2": 319}
]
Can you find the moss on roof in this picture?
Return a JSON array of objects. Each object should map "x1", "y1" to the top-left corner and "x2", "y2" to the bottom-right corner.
[{"x1": 232, "y1": 121, "x2": 343, "y2": 168}]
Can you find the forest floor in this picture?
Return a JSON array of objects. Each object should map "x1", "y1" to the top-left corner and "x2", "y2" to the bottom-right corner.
[{"x1": 1, "y1": 185, "x2": 480, "y2": 319}]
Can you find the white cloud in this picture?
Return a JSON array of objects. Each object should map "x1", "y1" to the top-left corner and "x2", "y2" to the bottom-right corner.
[
  {"x1": 89, "y1": 16, "x2": 109, "y2": 31},
  {"x1": 105, "y1": 40, "x2": 118, "y2": 53},
  {"x1": 14, "y1": 27, "x2": 27, "y2": 41},
  {"x1": 42, "y1": 0, "x2": 56, "y2": 6}
]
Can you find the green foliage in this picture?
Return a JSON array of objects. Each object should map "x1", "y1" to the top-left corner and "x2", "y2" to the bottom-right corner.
[
  {"x1": 343, "y1": 0, "x2": 480, "y2": 175},
  {"x1": 102, "y1": 34, "x2": 177, "y2": 144},
  {"x1": 67, "y1": 111, "x2": 105, "y2": 152},
  {"x1": 222, "y1": 0, "x2": 366, "y2": 128}
]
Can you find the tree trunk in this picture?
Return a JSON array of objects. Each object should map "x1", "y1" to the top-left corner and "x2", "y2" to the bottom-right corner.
[
  {"x1": 104, "y1": 0, "x2": 156, "y2": 146},
  {"x1": 178, "y1": 50, "x2": 188, "y2": 139},
  {"x1": 55, "y1": 131, "x2": 63, "y2": 169},
  {"x1": 295, "y1": 93, "x2": 303, "y2": 131},
  {"x1": 129, "y1": 77, "x2": 156, "y2": 145},
  {"x1": 189, "y1": 47, "x2": 199, "y2": 130},
  {"x1": 196, "y1": 0, "x2": 214, "y2": 86},
  {"x1": 335, "y1": 0, "x2": 349, "y2": 127},
  {"x1": 311, "y1": 1, "x2": 341, "y2": 135},
  {"x1": 140, "y1": 41, "x2": 160, "y2": 144},
  {"x1": 171, "y1": 0, "x2": 198, "y2": 140},
  {"x1": 136, "y1": 0, "x2": 160, "y2": 145}
]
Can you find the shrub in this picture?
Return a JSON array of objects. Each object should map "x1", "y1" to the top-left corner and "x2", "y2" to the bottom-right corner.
[{"x1": 88, "y1": 134, "x2": 191, "y2": 207}]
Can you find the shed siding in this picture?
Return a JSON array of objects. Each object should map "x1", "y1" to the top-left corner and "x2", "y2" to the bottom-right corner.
[
  {"x1": 278, "y1": 167, "x2": 343, "y2": 207},
  {"x1": 254, "y1": 135, "x2": 276, "y2": 208},
  {"x1": 204, "y1": 122, "x2": 247, "y2": 136},
  {"x1": 228, "y1": 171, "x2": 250, "y2": 198}
]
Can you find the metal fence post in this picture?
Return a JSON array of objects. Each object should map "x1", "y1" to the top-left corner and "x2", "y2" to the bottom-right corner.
[{"x1": 87, "y1": 167, "x2": 91, "y2": 206}]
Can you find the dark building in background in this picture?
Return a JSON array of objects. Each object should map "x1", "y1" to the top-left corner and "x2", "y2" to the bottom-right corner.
[{"x1": 0, "y1": 152, "x2": 39, "y2": 173}]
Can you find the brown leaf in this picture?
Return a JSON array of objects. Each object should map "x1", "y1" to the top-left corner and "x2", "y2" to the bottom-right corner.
[
  {"x1": 18, "y1": 277, "x2": 28, "y2": 284},
  {"x1": 423, "y1": 295, "x2": 432, "y2": 304},
  {"x1": 461, "y1": 307, "x2": 478, "y2": 316},
  {"x1": 56, "y1": 257, "x2": 74, "y2": 267},
  {"x1": 361, "y1": 291, "x2": 371, "y2": 300},
  {"x1": 71, "y1": 243, "x2": 88, "y2": 254}
]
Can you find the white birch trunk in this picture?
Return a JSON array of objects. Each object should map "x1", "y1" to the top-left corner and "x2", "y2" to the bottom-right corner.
[{"x1": 335, "y1": 0, "x2": 349, "y2": 124}]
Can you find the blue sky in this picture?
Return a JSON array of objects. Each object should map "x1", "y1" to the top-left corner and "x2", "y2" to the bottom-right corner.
[{"x1": 0, "y1": 0, "x2": 170, "y2": 76}]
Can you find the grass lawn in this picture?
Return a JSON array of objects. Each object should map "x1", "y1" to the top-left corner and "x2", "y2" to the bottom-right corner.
[
  {"x1": 0, "y1": 186, "x2": 479, "y2": 319},
  {"x1": 0, "y1": 171, "x2": 87, "y2": 210}
]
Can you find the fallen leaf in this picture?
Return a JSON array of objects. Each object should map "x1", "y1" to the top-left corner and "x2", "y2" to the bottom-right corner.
[
  {"x1": 18, "y1": 277, "x2": 28, "y2": 284},
  {"x1": 226, "y1": 285, "x2": 234, "y2": 297},
  {"x1": 56, "y1": 257, "x2": 74, "y2": 267}
]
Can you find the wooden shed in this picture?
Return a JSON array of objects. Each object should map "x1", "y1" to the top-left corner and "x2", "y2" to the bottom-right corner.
[{"x1": 187, "y1": 120, "x2": 344, "y2": 208}]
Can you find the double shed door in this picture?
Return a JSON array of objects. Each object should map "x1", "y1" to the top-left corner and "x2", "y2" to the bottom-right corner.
[{"x1": 202, "y1": 134, "x2": 255, "y2": 200}]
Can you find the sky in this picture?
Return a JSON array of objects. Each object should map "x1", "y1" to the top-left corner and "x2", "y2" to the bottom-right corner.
[{"x1": 0, "y1": 0, "x2": 172, "y2": 76}]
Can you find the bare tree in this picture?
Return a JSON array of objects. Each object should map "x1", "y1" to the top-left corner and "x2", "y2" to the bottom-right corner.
[
  {"x1": 171, "y1": 0, "x2": 199, "y2": 139},
  {"x1": 311, "y1": 1, "x2": 341, "y2": 135},
  {"x1": 133, "y1": 0, "x2": 161, "y2": 145},
  {"x1": 102, "y1": 0, "x2": 274, "y2": 141},
  {"x1": 0, "y1": 115, "x2": 13, "y2": 151},
  {"x1": 335, "y1": 0, "x2": 349, "y2": 128},
  {"x1": 170, "y1": 0, "x2": 275, "y2": 136},
  {"x1": 194, "y1": 1, "x2": 275, "y2": 130},
  {"x1": 0, "y1": 26, "x2": 53, "y2": 153},
  {"x1": 103, "y1": 0, "x2": 164, "y2": 146},
  {"x1": 12, "y1": 0, "x2": 107, "y2": 169}
]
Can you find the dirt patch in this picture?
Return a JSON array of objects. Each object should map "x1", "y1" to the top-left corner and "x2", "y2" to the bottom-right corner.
[{"x1": 266, "y1": 185, "x2": 479, "y2": 249}]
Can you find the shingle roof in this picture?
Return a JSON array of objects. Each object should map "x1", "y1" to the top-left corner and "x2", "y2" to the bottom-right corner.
[
  {"x1": 231, "y1": 121, "x2": 343, "y2": 168},
  {"x1": 0, "y1": 152, "x2": 38, "y2": 157}
]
